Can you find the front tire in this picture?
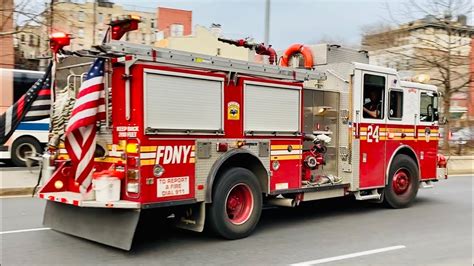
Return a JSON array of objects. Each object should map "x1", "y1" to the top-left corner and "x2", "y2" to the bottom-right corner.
[
  {"x1": 384, "y1": 154, "x2": 419, "y2": 208},
  {"x1": 11, "y1": 136, "x2": 43, "y2": 167},
  {"x1": 207, "y1": 167, "x2": 262, "y2": 239}
]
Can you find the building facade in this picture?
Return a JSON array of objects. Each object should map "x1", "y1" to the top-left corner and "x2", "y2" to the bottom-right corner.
[
  {"x1": 156, "y1": 25, "x2": 252, "y2": 61},
  {"x1": 14, "y1": 0, "x2": 158, "y2": 70},
  {"x1": 156, "y1": 7, "x2": 192, "y2": 39},
  {"x1": 45, "y1": 1, "x2": 156, "y2": 50},
  {"x1": 362, "y1": 15, "x2": 474, "y2": 122}
]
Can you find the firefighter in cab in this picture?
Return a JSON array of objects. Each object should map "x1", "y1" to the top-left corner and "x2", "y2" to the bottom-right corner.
[{"x1": 363, "y1": 89, "x2": 382, "y2": 119}]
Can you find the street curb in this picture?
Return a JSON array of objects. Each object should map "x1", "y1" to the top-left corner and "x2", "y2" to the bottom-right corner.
[{"x1": 0, "y1": 187, "x2": 35, "y2": 197}]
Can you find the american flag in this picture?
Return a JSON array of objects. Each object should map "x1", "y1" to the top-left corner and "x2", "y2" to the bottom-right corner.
[
  {"x1": 0, "y1": 63, "x2": 52, "y2": 145},
  {"x1": 65, "y1": 59, "x2": 106, "y2": 193}
]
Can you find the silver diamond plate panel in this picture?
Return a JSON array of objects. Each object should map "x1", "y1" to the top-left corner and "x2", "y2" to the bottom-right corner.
[{"x1": 194, "y1": 139, "x2": 270, "y2": 202}]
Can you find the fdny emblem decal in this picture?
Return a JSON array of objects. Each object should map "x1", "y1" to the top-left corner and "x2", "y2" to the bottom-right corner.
[
  {"x1": 156, "y1": 145, "x2": 193, "y2": 164},
  {"x1": 227, "y1": 101, "x2": 240, "y2": 120}
]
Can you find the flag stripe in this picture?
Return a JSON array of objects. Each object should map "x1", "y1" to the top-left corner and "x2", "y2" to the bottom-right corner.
[
  {"x1": 25, "y1": 110, "x2": 51, "y2": 117},
  {"x1": 31, "y1": 100, "x2": 51, "y2": 106},
  {"x1": 5, "y1": 108, "x2": 12, "y2": 134}
]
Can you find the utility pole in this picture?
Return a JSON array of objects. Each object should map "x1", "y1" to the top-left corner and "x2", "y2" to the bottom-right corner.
[
  {"x1": 49, "y1": 0, "x2": 55, "y2": 35},
  {"x1": 92, "y1": 0, "x2": 97, "y2": 45},
  {"x1": 264, "y1": 0, "x2": 270, "y2": 45}
]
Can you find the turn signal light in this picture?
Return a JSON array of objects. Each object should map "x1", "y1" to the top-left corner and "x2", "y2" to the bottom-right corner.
[
  {"x1": 127, "y1": 156, "x2": 138, "y2": 167},
  {"x1": 126, "y1": 143, "x2": 138, "y2": 153},
  {"x1": 236, "y1": 140, "x2": 246, "y2": 148},
  {"x1": 217, "y1": 142, "x2": 228, "y2": 152}
]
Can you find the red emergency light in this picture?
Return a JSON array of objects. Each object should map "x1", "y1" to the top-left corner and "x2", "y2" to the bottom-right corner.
[
  {"x1": 109, "y1": 15, "x2": 141, "y2": 40},
  {"x1": 49, "y1": 32, "x2": 72, "y2": 53}
]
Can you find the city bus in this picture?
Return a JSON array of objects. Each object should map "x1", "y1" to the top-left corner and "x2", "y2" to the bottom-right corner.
[{"x1": 0, "y1": 68, "x2": 49, "y2": 167}]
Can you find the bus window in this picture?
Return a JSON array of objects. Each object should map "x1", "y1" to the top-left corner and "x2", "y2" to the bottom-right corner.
[
  {"x1": 13, "y1": 71, "x2": 43, "y2": 102},
  {"x1": 420, "y1": 92, "x2": 439, "y2": 122},
  {"x1": 363, "y1": 74, "x2": 385, "y2": 119}
]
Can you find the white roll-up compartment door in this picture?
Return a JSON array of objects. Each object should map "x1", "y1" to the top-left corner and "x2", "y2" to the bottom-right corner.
[
  {"x1": 244, "y1": 82, "x2": 301, "y2": 134},
  {"x1": 144, "y1": 70, "x2": 223, "y2": 133}
]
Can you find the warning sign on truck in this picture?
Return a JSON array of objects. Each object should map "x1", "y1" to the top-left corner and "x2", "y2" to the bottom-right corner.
[{"x1": 157, "y1": 176, "x2": 190, "y2": 197}]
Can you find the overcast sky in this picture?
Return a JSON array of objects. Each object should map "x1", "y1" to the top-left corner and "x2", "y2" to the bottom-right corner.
[{"x1": 113, "y1": 0, "x2": 440, "y2": 49}]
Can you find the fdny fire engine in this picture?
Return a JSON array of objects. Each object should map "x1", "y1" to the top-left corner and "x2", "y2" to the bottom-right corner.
[{"x1": 38, "y1": 17, "x2": 447, "y2": 250}]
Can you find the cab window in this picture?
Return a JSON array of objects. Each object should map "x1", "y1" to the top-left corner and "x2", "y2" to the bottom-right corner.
[
  {"x1": 420, "y1": 92, "x2": 438, "y2": 122},
  {"x1": 389, "y1": 90, "x2": 403, "y2": 119},
  {"x1": 363, "y1": 74, "x2": 385, "y2": 119}
]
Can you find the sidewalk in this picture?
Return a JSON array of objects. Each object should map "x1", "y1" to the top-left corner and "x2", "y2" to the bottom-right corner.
[
  {"x1": 447, "y1": 155, "x2": 474, "y2": 175},
  {"x1": 0, "y1": 167, "x2": 40, "y2": 196}
]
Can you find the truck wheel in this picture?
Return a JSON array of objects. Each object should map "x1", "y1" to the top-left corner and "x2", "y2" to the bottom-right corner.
[
  {"x1": 207, "y1": 167, "x2": 262, "y2": 239},
  {"x1": 384, "y1": 154, "x2": 419, "y2": 208},
  {"x1": 11, "y1": 136, "x2": 43, "y2": 167}
]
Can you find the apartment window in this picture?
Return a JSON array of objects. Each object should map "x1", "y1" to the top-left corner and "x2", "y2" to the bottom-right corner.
[
  {"x1": 150, "y1": 19, "x2": 155, "y2": 29},
  {"x1": 29, "y1": 34, "x2": 34, "y2": 46},
  {"x1": 170, "y1": 23, "x2": 184, "y2": 37},
  {"x1": 20, "y1": 34, "x2": 25, "y2": 42},
  {"x1": 363, "y1": 74, "x2": 385, "y2": 119},
  {"x1": 389, "y1": 90, "x2": 403, "y2": 119},
  {"x1": 155, "y1": 31, "x2": 164, "y2": 41},
  {"x1": 78, "y1": 11, "x2": 85, "y2": 22},
  {"x1": 78, "y1": 28, "x2": 84, "y2": 38},
  {"x1": 142, "y1": 33, "x2": 146, "y2": 41},
  {"x1": 98, "y1": 13, "x2": 103, "y2": 23}
]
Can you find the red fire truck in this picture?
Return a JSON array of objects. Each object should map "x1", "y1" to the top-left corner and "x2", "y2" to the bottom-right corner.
[{"x1": 38, "y1": 18, "x2": 447, "y2": 250}]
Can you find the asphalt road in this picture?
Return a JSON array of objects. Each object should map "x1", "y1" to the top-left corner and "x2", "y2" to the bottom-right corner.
[{"x1": 1, "y1": 175, "x2": 472, "y2": 265}]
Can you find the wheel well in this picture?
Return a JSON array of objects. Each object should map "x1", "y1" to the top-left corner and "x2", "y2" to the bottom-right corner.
[
  {"x1": 387, "y1": 147, "x2": 419, "y2": 184},
  {"x1": 207, "y1": 152, "x2": 269, "y2": 203},
  {"x1": 12, "y1": 135, "x2": 41, "y2": 145}
]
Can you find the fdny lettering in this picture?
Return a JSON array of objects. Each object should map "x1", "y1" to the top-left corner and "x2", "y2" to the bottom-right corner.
[{"x1": 156, "y1": 145, "x2": 192, "y2": 164}]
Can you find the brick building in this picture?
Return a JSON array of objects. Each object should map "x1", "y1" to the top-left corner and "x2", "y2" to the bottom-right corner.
[
  {"x1": 0, "y1": 0, "x2": 15, "y2": 113},
  {"x1": 156, "y1": 7, "x2": 192, "y2": 39},
  {"x1": 469, "y1": 38, "x2": 474, "y2": 121}
]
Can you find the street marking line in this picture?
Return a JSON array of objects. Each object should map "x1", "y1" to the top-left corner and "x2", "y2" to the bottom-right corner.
[
  {"x1": 0, "y1": 227, "x2": 51, "y2": 235},
  {"x1": 291, "y1": 245, "x2": 406, "y2": 265}
]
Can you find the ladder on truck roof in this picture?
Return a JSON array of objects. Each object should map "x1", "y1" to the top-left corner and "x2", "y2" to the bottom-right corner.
[{"x1": 101, "y1": 41, "x2": 326, "y2": 82}]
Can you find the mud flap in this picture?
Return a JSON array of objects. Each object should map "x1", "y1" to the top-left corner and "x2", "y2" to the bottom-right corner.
[
  {"x1": 43, "y1": 201, "x2": 141, "y2": 250},
  {"x1": 174, "y1": 202, "x2": 206, "y2": 232}
]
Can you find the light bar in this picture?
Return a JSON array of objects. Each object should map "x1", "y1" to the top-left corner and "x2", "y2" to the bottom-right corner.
[
  {"x1": 49, "y1": 32, "x2": 72, "y2": 53},
  {"x1": 108, "y1": 15, "x2": 141, "y2": 40}
]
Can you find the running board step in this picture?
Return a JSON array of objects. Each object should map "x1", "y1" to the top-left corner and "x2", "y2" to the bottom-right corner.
[
  {"x1": 420, "y1": 181, "x2": 434, "y2": 189},
  {"x1": 354, "y1": 189, "x2": 381, "y2": 200}
]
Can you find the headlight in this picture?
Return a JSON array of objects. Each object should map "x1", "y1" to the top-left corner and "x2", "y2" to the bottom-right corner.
[{"x1": 153, "y1": 164, "x2": 165, "y2": 177}]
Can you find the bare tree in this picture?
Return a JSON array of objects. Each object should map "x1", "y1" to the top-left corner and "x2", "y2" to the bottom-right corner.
[
  {"x1": 1, "y1": 0, "x2": 88, "y2": 68},
  {"x1": 1, "y1": 0, "x2": 87, "y2": 39},
  {"x1": 362, "y1": 0, "x2": 473, "y2": 152}
]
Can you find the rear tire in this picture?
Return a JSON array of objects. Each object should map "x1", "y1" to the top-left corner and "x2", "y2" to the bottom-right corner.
[
  {"x1": 11, "y1": 136, "x2": 43, "y2": 167},
  {"x1": 207, "y1": 167, "x2": 262, "y2": 239},
  {"x1": 384, "y1": 154, "x2": 419, "y2": 208}
]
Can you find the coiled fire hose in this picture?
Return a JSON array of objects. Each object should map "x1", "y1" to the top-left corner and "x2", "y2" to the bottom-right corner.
[{"x1": 48, "y1": 85, "x2": 76, "y2": 149}]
